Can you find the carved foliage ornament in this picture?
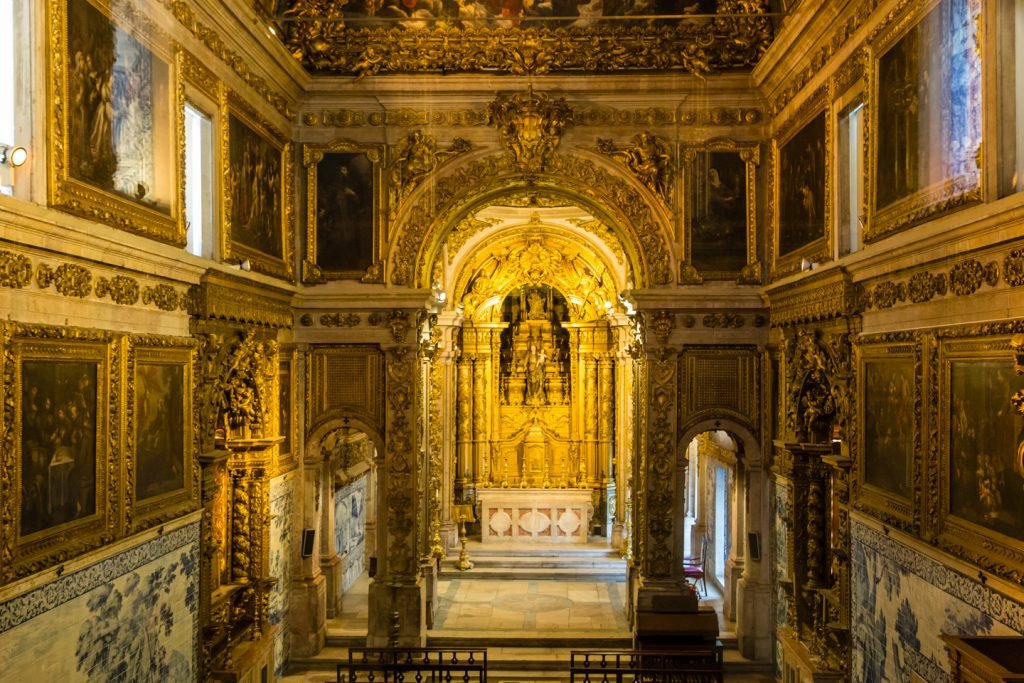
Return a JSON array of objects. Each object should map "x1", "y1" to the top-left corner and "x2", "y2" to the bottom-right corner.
[
  {"x1": 0, "y1": 251, "x2": 32, "y2": 288},
  {"x1": 279, "y1": 9, "x2": 773, "y2": 78},
  {"x1": 647, "y1": 310, "x2": 676, "y2": 346},
  {"x1": 488, "y1": 88, "x2": 573, "y2": 174}
]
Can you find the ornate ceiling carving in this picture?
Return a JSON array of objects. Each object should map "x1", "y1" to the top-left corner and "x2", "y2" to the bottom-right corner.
[{"x1": 275, "y1": 2, "x2": 774, "y2": 77}]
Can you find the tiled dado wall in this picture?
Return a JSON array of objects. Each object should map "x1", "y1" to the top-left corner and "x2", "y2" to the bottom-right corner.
[
  {"x1": 269, "y1": 471, "x2": 297, "y2": 678},
  {"x1": 851, "y1": 515, "x2": 1024, "y2": 683},
  {"x1": 335, "y1": 475, "x2": 368, "y2": 592},
  {"x1": 0, "y1": 513, "x2": 200, "y2": 682}
]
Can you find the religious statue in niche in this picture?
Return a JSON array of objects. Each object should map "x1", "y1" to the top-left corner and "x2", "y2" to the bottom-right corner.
[{"x1": 499, "y1": 286, "x2": 570, "y2": 406}]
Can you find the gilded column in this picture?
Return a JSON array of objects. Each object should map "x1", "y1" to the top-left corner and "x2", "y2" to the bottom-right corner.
[
  {"x1": 456, "y1": 355, "x2": 473, "y2": 489},
  {"x1": 472, "y1": 355, "x2": 488, "y2": 486},
  {"x1": 584, "y1": 355, "x2": 598, "y2": 486},
  {"x1": 598, "y1": 355, "x2": 614, "y2": 479}
]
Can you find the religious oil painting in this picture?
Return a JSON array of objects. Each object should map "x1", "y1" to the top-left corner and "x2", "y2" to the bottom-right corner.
[
  {"x1": 862, "y1": 359, "x2": 914, "y2": 500},
  {"x1": 51, "y1": 0, "x2": 181, "y2": 243},
  {"x1": 948, "y1": 361, "x2": 1024, "y2": 541},
  {"x1": 326, "y1": 0, "x2": 719, "y2": 28},
  {"x1": 684, "y1": 144, "x2": 758, "y2": 279},
  {"x1": 1, "y1": 326, "x2": 113, "y2": 584},
  {"x1": 19, "y1": 360, "x2": 99, "y2": 536},
  {"x1": 135, "y1": 362, "x2": 184, "y2": 500},
  {"x1": 871, "y1": 0, "x2": 981, "y2": 239},
  {"x1": 777, "y1": 112, "x2": 826, "y2": 258},
  {"x1": 129, "y1": 341, "x2": 195, "y2": 531},
  {"x1": 303, "y1": 142, "x2": 384, "y2": 281},
  {"x1": 228, "y1": 113, "x2": 283, "y2": 259}
]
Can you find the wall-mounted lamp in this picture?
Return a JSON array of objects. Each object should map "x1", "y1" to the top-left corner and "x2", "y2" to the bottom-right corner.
[{"x1": 0, "y1": 146, "x2": 28, "y2": 168}]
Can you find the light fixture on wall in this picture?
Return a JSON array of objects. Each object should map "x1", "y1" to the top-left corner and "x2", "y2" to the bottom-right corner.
[{"x1": 0, "y1": 146, "x2": 27, "y2": 167}]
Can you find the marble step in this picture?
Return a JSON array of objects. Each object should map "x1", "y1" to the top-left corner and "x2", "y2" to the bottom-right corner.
[{"x1": 440, "y1": 566, "x2": 627, "y2": 581}]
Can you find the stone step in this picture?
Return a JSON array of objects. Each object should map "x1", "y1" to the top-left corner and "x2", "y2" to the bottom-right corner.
[{"x1": 440, "y1": 566, "x2": 627, "y2": 581}]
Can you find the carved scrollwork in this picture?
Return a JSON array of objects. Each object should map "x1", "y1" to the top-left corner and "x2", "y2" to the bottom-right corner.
[
  {"x1": 389, "y1": 131, "x2": 470, "y2": 219},
  {"x1": 280, "y1": 11, "x2": 773, "y2": 78},
  {"x1": 488, "y1": 88, "x2": 573, "y2": 174},
  {"x1": 1005, "y1": 248, "x2": 1024, "y2": 287},
  {"x1": 320, "y1": 312, "x2": 361, "y2": 328},
  {"x1": 0, "y1": 250, "x2": 32, "y2": 288},
  {"x1": 142, "y1": 283, "x2": 185, "y2": 311},
  {"x1": 949, "y1": 258, "x2": 992, "y2": 296},
  {"x1": 36, "y1": 262, "x2": 92, "y2": 297},
  {"x1": 597, "y1": 132, "x2": 672, "y2": 204},
  {"x1": 870, "y1": 280, "x2": 906, "y2": 310},
  {"x1": 216, "y1": 332, "x2": 279, "y2": 441},
  {"x1": 95, "y1": 275, "x2": 141, "y2": 306},
  {"x1": 702, "y1": 312, "x2": 745, "y2": 329},
  {"x1": 907, "y1": 271, "x2": 947, "y2": 303}
]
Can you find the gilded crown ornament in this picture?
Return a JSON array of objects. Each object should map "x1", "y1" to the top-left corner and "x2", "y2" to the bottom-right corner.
[{"x1": 488, "y1": 88, "x2": 573, "y2": 175}]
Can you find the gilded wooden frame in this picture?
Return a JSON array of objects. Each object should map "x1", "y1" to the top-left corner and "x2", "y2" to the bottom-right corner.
[
  {"x1": 302, "y1": 140, "x2": 385, "y2": 283},
  {"x1": 681, "y1": 139, "x2": 760, "y2": 282},
  {"x1": 935, "y1": 329, "x2": 1024, "y2": 582},
  {"x1": 769, "y1": 87, "x2": 832, "y2": 279},
  {"x1": 277, "y1": 346, "x2": 298, "y2": 474},
  {"x1": 853, "y1": 335, "x2": 921, "y2": 532},
  {"x1": 865, "y1": 0, "x2": 983, "y2": 242},
  {"x1": 0, "y1": 323, "x2": 117, "y2": 584},
  {"x1": 125, "y1": 335, "x2": 197, "y2": 533},
  {"x1": 220, "y1": 92, "x2": 294, "y2": 281},
  {"x1": 46, "y1": 0, "x2": 185, "y2": 245}
]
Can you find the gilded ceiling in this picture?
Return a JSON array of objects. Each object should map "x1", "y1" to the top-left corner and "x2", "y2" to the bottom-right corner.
[{"x1": 271, "y1": 0, "x2": 776, "y2": 77}]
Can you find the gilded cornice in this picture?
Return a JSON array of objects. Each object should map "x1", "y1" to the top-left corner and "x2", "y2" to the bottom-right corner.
[
  {"x1": 279, "y1": 11, "x2": 773, "y2": 78},
  {"x1": 300, "y1": 105, "x2": 764, "y2": 129},
  {"x1": 766, "y1": 267, "x2": 862, "y2": 328},
  {"x1": 0, "y1": 248, "x2": 190, "y2": 311},
  {"x1": 161, "y1": 0, "x2": 296, "y2": 121},
  {"x1": 860, "y1": 250, "x2": 1022, "y2": 312},
  {"x1": 189, "y1": 270, "x2": 294, "y2": 329}
]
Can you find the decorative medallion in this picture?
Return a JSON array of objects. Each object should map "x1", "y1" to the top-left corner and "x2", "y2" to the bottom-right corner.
[{"x1": 488, "y1": 88, "x2": 573, "y2": 174}]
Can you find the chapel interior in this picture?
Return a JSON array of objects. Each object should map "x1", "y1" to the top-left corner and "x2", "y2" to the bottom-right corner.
[{"x1": 1, "y1": 0, "x2": 1024, "y2": 681}]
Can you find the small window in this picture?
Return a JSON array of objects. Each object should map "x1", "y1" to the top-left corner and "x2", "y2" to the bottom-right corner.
[
  {"x1": 837, "y1": 99, "x2": 864, "y2": 257},
  {"x1": 997, "y1": 0, "x2": 1024, "y2": 197},
  {"x1": 184, "y1": 103, "x2": 214, "y2": 258}
]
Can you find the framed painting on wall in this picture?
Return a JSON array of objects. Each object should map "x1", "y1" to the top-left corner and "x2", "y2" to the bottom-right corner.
[
  {"x1": 277, "y1": 348, "x2": 297, "y2": 473},
  {"x1": 867, "y1": 0, "x2": 982, "y2": 241},
  {"x1": 127, "y1": 336, "x2": 197, "y2": 532},
  {"x1": 0, "y1": 323, "x2": 116, "y2": 584},
  {"x1": 302, "y1": 141, "x2": 385, "y2": 284},
  {"x1": 937, "y1": 329, "x2": 1024, "y2": 582},
  {"x1": 771, "y1": 89, "x2": 832, "y2": 277},
  {"x1": 855, "y1": 337, "x2": 919, "y2": 531},
  {"x1": 47, "y1": 0, "x2": 184, "y2": 244},
  {"x1": 221, "y1": 95, "x2": 294, "y2": 281},
  {"x1": 682, "y1": 140, "x2": 760, "y2": 283}
]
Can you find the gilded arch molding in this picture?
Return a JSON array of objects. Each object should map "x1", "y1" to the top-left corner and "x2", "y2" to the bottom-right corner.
[
  {"x1": 386, "y1": 151, "x2": 676, "y2": 290},
  {"x1": 450, "y1": 224, "x2": 621, "y2": 324}
]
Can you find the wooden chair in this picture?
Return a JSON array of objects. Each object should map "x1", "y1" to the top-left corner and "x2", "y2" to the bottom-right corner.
[{"x1": 683, "y1": 534, "x2": 709, "y2": 597}]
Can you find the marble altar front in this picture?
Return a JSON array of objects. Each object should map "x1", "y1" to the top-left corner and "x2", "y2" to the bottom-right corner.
[{"x1": 477, "y1": 488, "x2": 594, "y2": 543}]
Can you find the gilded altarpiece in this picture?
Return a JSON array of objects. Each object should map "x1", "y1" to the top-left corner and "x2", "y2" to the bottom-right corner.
[{"x1": 458, "y1": 286, "x2": 615, "y2": 543}]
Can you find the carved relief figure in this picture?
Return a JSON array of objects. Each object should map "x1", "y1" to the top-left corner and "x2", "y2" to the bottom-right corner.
[{"x1": 600, "y1": 132, "x2": 672, "y2": 200}]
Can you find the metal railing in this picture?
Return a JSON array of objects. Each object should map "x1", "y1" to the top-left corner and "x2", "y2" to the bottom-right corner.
[
  {"x1": 338, "y1": 647, "x2": 488, "y2": 683},
  {"x1": 569, "y1": 646, "x2": 724, "y2": 683}
]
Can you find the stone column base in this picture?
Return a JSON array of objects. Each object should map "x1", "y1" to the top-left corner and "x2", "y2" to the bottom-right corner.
[
  {"x1": 321, "y1": 553, "x2": 342, "y2": 619},
  {"x1": 288, "y1": 575, "x2": 327, "y2": 657},
  {"x1": 736, "y1": 576, "x2": 772, "y2": 661},
  {"x1": 367, "y1": 578, "x2": 426, "y2": 648}
]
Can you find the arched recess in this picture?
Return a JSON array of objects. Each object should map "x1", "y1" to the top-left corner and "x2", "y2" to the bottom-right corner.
[
  {"x1": 676, "y1": 417, "x2": 772, "y2": 661},
  {"x1": 386, "y1": 149, "x2": 678, "y2": 291},
  {"x1": 302, "y1": 413, "x2": 384, "y2": 622}
]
